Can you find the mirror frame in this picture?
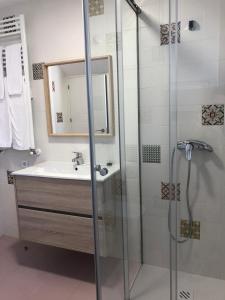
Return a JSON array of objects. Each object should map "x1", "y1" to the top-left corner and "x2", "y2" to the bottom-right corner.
[{"x1": 43, "y1": 55, "x2": 114, "y2": 137}]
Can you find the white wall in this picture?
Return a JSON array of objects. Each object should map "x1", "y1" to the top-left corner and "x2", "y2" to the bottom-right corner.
[{"x1": 0, "y1": 0, "x2": 119, "y2": 237}]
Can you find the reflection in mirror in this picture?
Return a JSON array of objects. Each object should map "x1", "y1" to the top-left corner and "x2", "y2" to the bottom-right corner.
[{"x1": 43, "y1": 56, "x2": 114, "y2": 137}]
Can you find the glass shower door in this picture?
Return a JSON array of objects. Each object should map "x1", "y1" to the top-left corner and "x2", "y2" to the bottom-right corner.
[
  {"x1": 83, "y1": 0, "x2": 180, "y2": 299},
  {"x1": 83, "y1": 0, "x2": 127, "y2": 299},
  {"x1": 117, "y1": 0, "x2": 142, "y2": 290}
]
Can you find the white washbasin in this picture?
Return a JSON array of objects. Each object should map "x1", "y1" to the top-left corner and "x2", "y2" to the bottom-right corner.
[{"x1": 12, "y1": 161, "x2": 120, "y2": 182}]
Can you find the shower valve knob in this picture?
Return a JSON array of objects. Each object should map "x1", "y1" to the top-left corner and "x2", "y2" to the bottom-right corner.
[{"x1": 95, "y1": 165, "x2": 109, "y2": 176}]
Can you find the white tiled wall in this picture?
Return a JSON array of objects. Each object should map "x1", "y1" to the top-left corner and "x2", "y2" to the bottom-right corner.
[
  {"x1": 137, "y1": 0, "x2": 225, "y2": 280},
  {"x1": 177, "y1": 0, "x2": 225, "y2": 280}
]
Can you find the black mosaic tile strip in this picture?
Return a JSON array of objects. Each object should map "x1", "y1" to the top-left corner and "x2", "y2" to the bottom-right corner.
[
  {"x1": 143, "y1": 145, "x2": 161, "y2": 163},
  {"x1": 32, "y1": 63, "x2": 44, "y2": 80},
  {"x1": 7, "y1": 170, "x2": 15, "y2": 185}
]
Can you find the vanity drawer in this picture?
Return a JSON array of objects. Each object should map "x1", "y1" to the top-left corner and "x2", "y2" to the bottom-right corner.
[
  {"x1": 18, "y1": 208, "x2": 96, "y2": 253},
  {"x1": 15, "y1": 176, "x2": 93, "y2": 215}
]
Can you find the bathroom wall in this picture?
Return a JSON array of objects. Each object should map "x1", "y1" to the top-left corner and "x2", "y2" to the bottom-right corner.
[
  {"x1": 177, "y1": 0, "x2": 225, "y2": 279},
  {"x1": 0, "y1": 0, "x2": 119, "y2": 237},
  {"x1": 137, "y1": 0, "x2": 225, "y2": 280}
]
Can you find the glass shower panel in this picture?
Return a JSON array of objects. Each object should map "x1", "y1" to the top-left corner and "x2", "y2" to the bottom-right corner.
[
  {"x1": 84, "y1": 0, "x2": 182, "y2": 299},
  {"x1": 169, "y1": 0, "x2": 179, "y2": 299},
  {"x1": 128, "y1": 0, "x2": 178, "y2": 299},
  {"x1": 83, "y1": 0, "x2": 126, "y2": 299},
  {"x1": 120, "y1": 0, "x2": 142, "y2": 289},
  {"x1": 176, "y1": 0, "x2": 225, "y2": 299}
]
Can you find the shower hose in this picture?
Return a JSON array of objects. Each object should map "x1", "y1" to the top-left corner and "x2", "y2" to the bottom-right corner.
[{"x1": 168, "y1": 148, "x2": 193, "y2": 243}]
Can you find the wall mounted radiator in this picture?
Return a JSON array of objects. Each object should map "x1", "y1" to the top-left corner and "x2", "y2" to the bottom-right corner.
[{"x1": 0, "y1": 14, "x2": 35, "y2": 151}]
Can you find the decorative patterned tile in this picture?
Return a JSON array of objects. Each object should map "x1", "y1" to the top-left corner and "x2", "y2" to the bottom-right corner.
[
  {"x1": 143, "y1": 145, "x2": 161, "y2": 163},
  {"x1": 161, "y1": 182, "x2": 180, "y2": 201},
  {"x1": 56, "y1": 112, "x2": 63, "y2": 123},
  {"x1": 32, "y1": 63, "x2": 44, "y2": 80},
  {"x1": 7, "y1": 170, "x2": 14, "y2": 185},
  {"x1": 180, "y1": 220, "x2": 200, "y2": 240},
  {"x1": 160, "y1": 22, "x2": 181, "y2": 46},
  {"x1": 202, "y1": 104, "x2": 224, "y2": 125},
  {"x1": 89, "y1": 0, "x2": 104, "y2": 17}
]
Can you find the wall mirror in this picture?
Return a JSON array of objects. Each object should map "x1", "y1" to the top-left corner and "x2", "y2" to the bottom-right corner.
[{"x1": 43, "y1": 56, "x2": 114, "y2": 137}]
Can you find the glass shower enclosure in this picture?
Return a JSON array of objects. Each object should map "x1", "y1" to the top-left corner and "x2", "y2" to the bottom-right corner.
[
  {"x1": 83, "y1": 0, "x2": 143, "y2": 299},
  {"x1": 83, "y1": 0, "x2": 178, "y2": 299},
  {"x1": 84, "y1": 0, "x2": 225, "y2": 299}
]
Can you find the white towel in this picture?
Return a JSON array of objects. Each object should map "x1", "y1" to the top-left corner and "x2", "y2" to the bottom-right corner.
[
  {"x1": 0, "y1": 78, "x2": 12, "y2": 148},
  {"x1": 7, "y1": 77, "x2": 31, "y2": 150},
  {"x1": 0, "y1": 47, "x2": 4, "y2": 100},
  {"x1": 6, "y1": 43, "x2": 23, "y2": 96}
]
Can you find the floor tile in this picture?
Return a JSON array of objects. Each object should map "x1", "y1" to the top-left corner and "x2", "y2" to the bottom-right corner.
[{"x1": 0, "y1": 236, "x2": 96, "y2": 300}]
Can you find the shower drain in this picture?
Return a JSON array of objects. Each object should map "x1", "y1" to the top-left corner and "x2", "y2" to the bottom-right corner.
[{"x1": 178, "y1": 289, "x2": 193, "y2": 300}]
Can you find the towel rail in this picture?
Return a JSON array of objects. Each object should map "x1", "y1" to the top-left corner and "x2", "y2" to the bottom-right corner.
[
  {"x1": 0, "y1": 14, "x2": 35, "y2": 150},
  {"x1": 0, "y1": 28, "x2": 20, "y2": 34},
  {"x1": 0, "y1": 31, "x2": 21, "y2": 38},
  {"x1": 0, "y1": 15, "x2": 21, "y2": 37},
  {"x1": 0, "y1": 16, "x2": 20, "y2": 25},
  {"x1": 2, "y1": 47, "x2": 24, "y2": 76}
]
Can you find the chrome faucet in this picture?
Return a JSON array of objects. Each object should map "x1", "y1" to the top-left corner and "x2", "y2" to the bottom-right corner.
[
  {"x1": 177, "y1": 140, "x2": 213, "y2": 161},
  {"x1": 72, "y1": 152, "x2": 84, "y2": 167}
]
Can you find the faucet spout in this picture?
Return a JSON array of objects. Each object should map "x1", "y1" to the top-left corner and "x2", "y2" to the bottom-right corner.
[{"x1": 72, "y1": 152, "x2": 84, "y2": 168}]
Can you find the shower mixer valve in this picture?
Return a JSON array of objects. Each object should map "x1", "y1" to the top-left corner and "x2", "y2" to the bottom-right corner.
[{"x1": 177, "y1": 140, "x2": 213, "y2": 160}]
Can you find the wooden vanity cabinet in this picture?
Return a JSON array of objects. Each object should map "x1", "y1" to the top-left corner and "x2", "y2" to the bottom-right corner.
[{"x1": 14, "y1": 176, "x2": 105, "y2": 254}]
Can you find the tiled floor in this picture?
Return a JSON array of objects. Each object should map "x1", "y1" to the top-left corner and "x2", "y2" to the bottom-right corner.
[
  {"x1": 0, "y1": 236, "x2": 96, "y2": 300},
  {"x1": 5, "y1": 235, "x2": 223, "y2": 300},
  {"x1": 131, "y1": 264, "x2": 225, "y2": 300}
]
